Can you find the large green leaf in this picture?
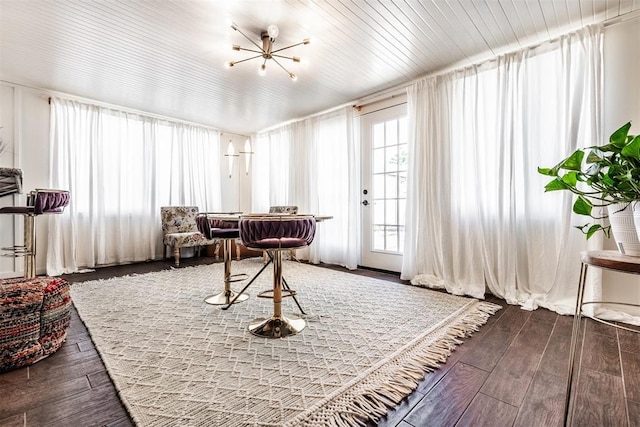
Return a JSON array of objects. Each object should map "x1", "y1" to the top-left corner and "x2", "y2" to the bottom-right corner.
[
  {"x1": 561, "y1": 171, "x2": 578, "y2": 187},
  {"x1": 621, "y1": 135, "x2": 640, "y2": 159},
  {"x1": 537, "y1": 167, "x2": 554, "y2": 176},
  {"x1": 544, "y1": 178, "x2": 568, "y2": 191},
  {"x1": 586, "y1": 224, "x2": 602, "y2": 239},
  {"x1": 610, "y1": 122, "x2": 631, "y2": 146},
  {"x1": 586, "y1": 150, "x2": 603, "y2": 163},
  {"x1": 573, "y1": 196, "x2": 592, "y2": 216},
  {"x1": 559, "y1": 150, "x2": 584, "y2": 171}
]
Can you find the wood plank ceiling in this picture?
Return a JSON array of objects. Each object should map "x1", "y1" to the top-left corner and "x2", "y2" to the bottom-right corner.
[{"x1": 1, "y1": 1, "x2": 638, "y2": 135}]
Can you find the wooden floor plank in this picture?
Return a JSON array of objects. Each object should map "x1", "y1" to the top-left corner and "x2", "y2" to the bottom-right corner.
[
  {"x1": 580, "y1": 330, "x2": 622, "y2": 377},
  {"x1": 537, "y1": 315, "x2": 572, "y2": 379},
  {"x1": 571, "y1": 367, "x2": 627, "y2": 427},
  {"x1": 104, "y1": 417, "x2": 135, "y2": 427},
  {"x1": 25, "y1": 384, "x2": 128, "y2": 427},
  {"x1": 403, "y1": 362, "x2": 489, "y2": 427},
  {"x1": 621, "y1": 350, "x2": 640, "y2": 403},
  {"x1": 628, "y1": 399, "x2": 640, "y2": 427},
  {"x1": 479, "y1": 320, "x2": 554, "y2": 406},
  {"x1": 618, "y1": 327, "x2": 640, "y2": 353},
  {"x1": 455, "y1": 392, "x2": 518, "y2": 427},
  {"x1": 513, "y1": 370, "x2": 565, "y2": 427},
  {"x1": 0, "y1": 412, "x2": 24, "y2": 427},
  {"x1": 458, "y1": 306, "x2": 530, "y2": 372},
  {"x1": 0, "y1": 376, "x2": 90, "y2": 420}
]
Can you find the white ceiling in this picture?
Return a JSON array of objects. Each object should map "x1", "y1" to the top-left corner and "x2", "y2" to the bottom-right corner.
[{"x1": 1, "y1": 0, "x2": 638, "y2": 135}]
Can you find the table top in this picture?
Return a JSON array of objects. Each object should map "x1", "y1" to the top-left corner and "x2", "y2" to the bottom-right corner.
[
  {"x1": 201, "y1": 212, "x2": 333, "y2": 222},
  {"x1": 581, "y1": 250, "x2": 640, "y2": 275}
]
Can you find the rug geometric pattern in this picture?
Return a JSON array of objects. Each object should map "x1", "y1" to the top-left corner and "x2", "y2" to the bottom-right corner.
[{"x1": 70, "y1": 259, "x2": 500, "y2": 426}]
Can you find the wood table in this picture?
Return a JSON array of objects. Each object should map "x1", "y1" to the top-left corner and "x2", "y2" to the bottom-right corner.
[{"x1": 565, "y1": 250, "x2": 640, "y2": 426}]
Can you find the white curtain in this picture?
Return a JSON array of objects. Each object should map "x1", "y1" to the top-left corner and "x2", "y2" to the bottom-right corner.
[
  {"x1": 402, "y1": 25, "x2": 604, "y2": 315},
  {"x1": 253, "y1": 107, "x2": 360, "y2": 269},
  {"x1": 48, "y1": 97, "x2": 222, "y2": 275}
]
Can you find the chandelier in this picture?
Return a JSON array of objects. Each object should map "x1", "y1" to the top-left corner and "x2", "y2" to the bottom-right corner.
[{"x1": 225, "y1": 23, "x2": 310, "y2": 81}]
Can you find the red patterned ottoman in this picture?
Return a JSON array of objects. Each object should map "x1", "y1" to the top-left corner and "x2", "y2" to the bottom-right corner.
[{"x1": 0, "y1": 276, "x2": 71, "y2": 372}]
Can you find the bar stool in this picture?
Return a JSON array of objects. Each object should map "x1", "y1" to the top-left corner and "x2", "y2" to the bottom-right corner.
[
  {"x1": 0, "y1": 189, "x2": 70, "y2": 278},
  {"x1": 239, "y1": 214, "x2": 316, "y2": 338},
  {"x1": 196, "y1": 214, "x2": 249, "y2": 305}
]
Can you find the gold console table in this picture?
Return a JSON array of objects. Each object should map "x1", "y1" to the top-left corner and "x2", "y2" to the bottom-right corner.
[{"x1": 565, "y1": 250, "x2": 640, "y2": 426}]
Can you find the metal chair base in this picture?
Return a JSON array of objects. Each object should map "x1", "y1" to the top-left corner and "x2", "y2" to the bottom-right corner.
[
  {"x1": 204, "y1": 290, "x2": 249, "y2": 305},
  {"x1": 248, "y1": 314, "x2": 306, "y2": 338}
]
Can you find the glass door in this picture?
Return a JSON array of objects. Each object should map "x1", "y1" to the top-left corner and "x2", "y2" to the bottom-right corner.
[{"x1": 360, "y1": 103, "x2": 408, "y2": 272}]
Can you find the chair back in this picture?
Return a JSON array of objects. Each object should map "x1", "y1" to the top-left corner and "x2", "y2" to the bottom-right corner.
[
  {"x1": 0, "y1": 168, "x2": 23, "y2": 198},
  {"x1": 160, "y1": 206, "x2": 199, "y2": 234},
  {"x1": 31, "y1": 189, "x2": 71, "y2": 214},
  {"x1": 269, "y1": 206, "x2": 298, "y2": 214}
]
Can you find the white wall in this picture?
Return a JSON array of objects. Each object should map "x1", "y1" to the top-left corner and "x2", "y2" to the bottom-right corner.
[
  {"x1": 0, "y1": 85, "x2": 51, "y2": 278},
  {"x1": 0, "y1": 83, "x2": 251, "y2": 277},
  {"x1": 219, "y1": 132, "x2": 253, "y2": 214},
  {"x1": 601, "y1": 16, "x2": 640, "y2": 312}
]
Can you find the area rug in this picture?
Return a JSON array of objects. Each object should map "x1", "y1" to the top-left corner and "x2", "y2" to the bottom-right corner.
[{"x1": 70, "y1": 259, "x2": 501, "y2": 426}]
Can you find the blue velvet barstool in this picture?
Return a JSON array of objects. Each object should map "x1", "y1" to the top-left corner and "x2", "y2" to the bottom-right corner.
[
  {"x1": 196, "y1": 214, "x2": 249, "y2": 305},
  {"x1": 239, "y1": 214, "x2": 316, "y2": 338}
]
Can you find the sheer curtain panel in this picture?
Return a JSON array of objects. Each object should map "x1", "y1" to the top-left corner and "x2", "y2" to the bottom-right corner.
[
  {"x1": 48, "y1": 98, "x2": 221, "y2": 275},
  {"x1": 402, "y1": 25, "x2": 604, "y2": 315},
  {"x1": 253, "y1": 107, "x2": 360, "y2": 269}
]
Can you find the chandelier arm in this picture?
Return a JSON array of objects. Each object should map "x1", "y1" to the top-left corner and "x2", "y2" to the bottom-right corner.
[
  {"x1": 232, "y1": 25, "x2": 266, "y2": 53},
  {"x1": 270, "y1": 41, "x2": 307, "y2": 54},
  {"x1": 270, "y1": 56, "x2": 293, "y2": 75},
  {"x1": 271, "y1": 54, "x2": 298, "y2": 61},
  {"x1": 232, "y1": 54, "x2": 264, "y2": 65},
  {"x1": 236, "y1": 47, "x2": 264, "y2": 54}
]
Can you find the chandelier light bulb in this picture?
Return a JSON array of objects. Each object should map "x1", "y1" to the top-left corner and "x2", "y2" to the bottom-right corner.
[
  {"x1": 267, "y1": 24, "x2": 279, "y2": 39},
  {"x1": 226, "y1": 141, "x2": 235, "y2": 178},
  {"x1": 289, "y1": 73, "x2": 297, "y2": 81},
  {"x1": 232, "y1": 44, "x2": 240, "y2": 51},
  {"x1": 224, "y1": 61, "x2": 234, "y2": 69},
  {"x1": 259, "y1": 63, "x2": 267, "y2": 76},
  {"x1": 243, "y1": 139, "x2": 252, "y2": 174}
]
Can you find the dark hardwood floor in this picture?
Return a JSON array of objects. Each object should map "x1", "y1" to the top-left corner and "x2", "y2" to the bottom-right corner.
[{"x1": 1, "y1": 256, "x2": 638, "y2": 427}]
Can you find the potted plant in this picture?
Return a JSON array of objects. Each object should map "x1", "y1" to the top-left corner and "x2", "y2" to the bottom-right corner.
[{"x1": 538, "y1": 122, "x2": 640, "y2": 255}]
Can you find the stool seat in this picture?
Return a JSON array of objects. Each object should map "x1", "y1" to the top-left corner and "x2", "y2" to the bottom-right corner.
[
  {"x1": 245, "y1": 237, "x2": 309, "y2": 249},
  {"x1": 0, "y1": 206, "x2": 34, "y2": 214}
]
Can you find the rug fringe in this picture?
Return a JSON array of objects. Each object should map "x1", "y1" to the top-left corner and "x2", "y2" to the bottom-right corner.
[{"x1": 283, "y1": 301, "x2": 501, "y2": 427}]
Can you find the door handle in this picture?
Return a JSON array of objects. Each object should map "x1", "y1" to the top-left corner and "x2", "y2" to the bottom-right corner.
[{"x1": 362, "y1": 200, "x2": 369, "y2": 206}]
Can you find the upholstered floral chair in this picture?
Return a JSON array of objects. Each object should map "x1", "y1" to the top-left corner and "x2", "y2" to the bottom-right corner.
[{"x1": 160, "y1": 206, "x2": 217, "y2": 266}]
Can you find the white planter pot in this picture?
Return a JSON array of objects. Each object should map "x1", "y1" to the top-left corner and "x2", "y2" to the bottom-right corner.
[
  {"x1": 633, "y1": 201, "x2": 640, "y2": 248},
  {"x1": 608, "y1": 202, "x2": 640, "y2": 256}
]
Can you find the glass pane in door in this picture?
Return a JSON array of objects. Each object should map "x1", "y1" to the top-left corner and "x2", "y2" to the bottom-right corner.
[{"x1": 371, "y1": 117, "x2": 407, "y2": 253}]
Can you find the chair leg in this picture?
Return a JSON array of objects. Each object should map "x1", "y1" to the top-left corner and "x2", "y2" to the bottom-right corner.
[
  {"x1": 203, "y1": 238, "x2": 249, "y2": 305},
  {"x1": 173, "y1": 246, "x2": 180, "y2": 267},
  {"x1": 248, "y1": 250, "x2": 306, "y2": 338},
  {"x1": 24, "y1": 214, "x2": 36, "y2": 279},
  {"x1": 214, "y1": 241, "x2": 221, "y2": 260}
]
